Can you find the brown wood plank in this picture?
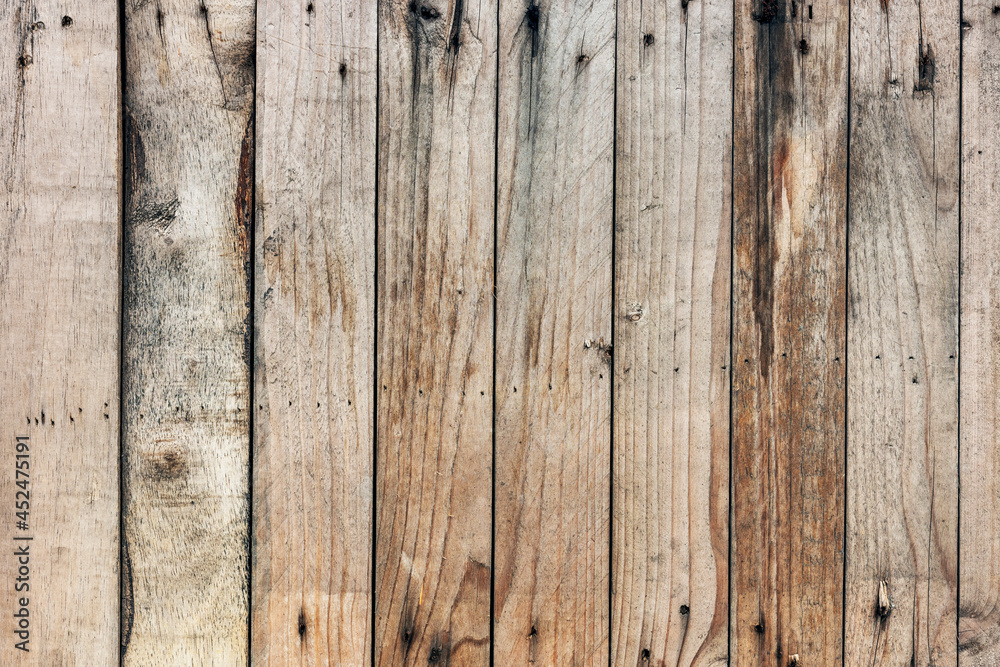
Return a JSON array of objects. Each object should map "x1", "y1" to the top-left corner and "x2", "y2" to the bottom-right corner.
[
  {"x1": 493, "y1": 1, "x2": 615, "y2": 663},
  {"x1": 121, "y1": 0, "x2": 254, "y2": 662},
  {"x1": 252, "y1": 1, "x2": 376, "y2": 665},
  {"x1": 959, "y1": 1, "x2": 1000, "y2": 662},
  {"x1": 731, "y1": 0, "x2": 848, "y2": 662},
  {"x1": 374, "y1": 0, "x2": 496, "y2": 664},
  {"x1": 611, "y1": 0, "x2": 732, "y2": 663},
  {"x1": 0, "y1": 1, "x2": 120, "y2": 662},
  {"x1": 845, "y1": 0, "x2": 959, "y2": 663}
]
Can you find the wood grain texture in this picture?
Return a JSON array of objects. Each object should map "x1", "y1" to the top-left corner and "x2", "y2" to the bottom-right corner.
[
  {"x1": 960, "y1": 2, "x2": 1000, "y2": 662},
  {"x1": 845, "y1": 0, "x2": 959, "y2": 662},
  {"x1": 494, "y1": 1, "x2": 614, "y2": 663},
  {"x1": 0, "y1": 1, "x2": 120, "y2": 662},
  {"x1": 731, "y1": 0, "x2": 848, "y2": 663},
  {"x1": 611, "y1": 0, "x2": 731, "y2": 663},
  {"x1": 375, "y1": 0, "x2": 496, "y2": 664},
  {"x1": 252, "y1": 1, "x2": 375, "y2": 665},
  {"x1": 121, "y1": 0, "x2": 254, "y2": 663}
]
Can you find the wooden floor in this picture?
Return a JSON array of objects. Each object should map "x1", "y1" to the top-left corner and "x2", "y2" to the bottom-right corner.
[{"x1": 1, "y1": 0, "x2": 998, "y2": 665}]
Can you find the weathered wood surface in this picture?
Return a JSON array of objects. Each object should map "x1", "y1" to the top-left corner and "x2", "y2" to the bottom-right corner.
[
  {"x1": 960, "y1": 1, "x2": 1000, "y2": 662},
  {"x1": 611, "y1": 0, "x2": 732, "y2": 663},
  {"x1": 731, "y1": 0, "x2": 849, "y2": 663},
  {"x1": 121, "y1": 0, "x2": 255, "y2": 663},
  {"x1": 845, "y1": 0, "x2": 959, "y2": 663},
  {"x1": 494, "y1": 1, "x2": 615, "y2": 664},
  {"x1": 252, "y1": 1, "x2": 376, "y2": 665},
  {"x1": 0, "y1": 1, "x2": 120, "y2": 662},
  {"x1": 374, "y1": 0, "x2": 496, "y2": 664}
]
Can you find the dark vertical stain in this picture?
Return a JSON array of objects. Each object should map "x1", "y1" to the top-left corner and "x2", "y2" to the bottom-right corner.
[
  {"x1": 915, "y1": 42, "x2": 935, "y2": 92},
  {"x1": 199, "y1": 2, "x2": 228, "y2": 103},
  {"x1": 525, "y1": 4, "x2": 541, "y2": 58},
  {"x1": 120, "y1": 538, "x2": 134, "y2": 657},
  {"x1": 235, "y1": 112, "x2": 254, "y2": 371},
  {"x1": 297, "y1": 608, "x2": 307, "y2": 638},
  {"x1": 750, "y1": 0, "x2": 795, "y2": 380},
  {"x1": 445, "y1": 0, "x2": 465, "y2": 102},
  {"x1": 123, "y1": 108, "x2": 147, "y2": 222}
]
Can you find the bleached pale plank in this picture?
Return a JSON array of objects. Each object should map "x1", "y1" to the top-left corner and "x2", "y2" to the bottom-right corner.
[
  {"x1": 0, "y1": 1, "x2": 120, "y2": 662},
  {"x1": 252, "y1": 1, "x2": 376, "y2": 665},
  {"x1": 611, "y1": 0, "x2": 732, "y2": 663},
  {"x1": 845, "y1": 0, "x2": 959, "y2": 662}
]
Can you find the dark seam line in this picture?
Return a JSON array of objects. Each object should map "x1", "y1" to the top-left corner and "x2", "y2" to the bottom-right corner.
[
  {"x1": 372, "y1": 3, "x2": 381, "y2": 665},
  {"x1": 609, "y1": 0, "x2": 620, "y2": 663},
  {"x1": 957, "y1": 0, "x2": 963, "y2": 657},
  {"x1": 118, "y1": 0, "x2": 127, "y2": 663},
  {"x1": 728, "y1": 0, "x2": 736, "y2": 662},
  {"x1": 843, "y1": 0, "x2": 851, "y2": 662},
  {"x1": 490, "y1": 1, "x2": 499, "y2": 665},
  {"x1": 246, "y1": 0, "x2": 258, "y2": 661},
  {"x1": 842, "y1": 0, "x2": 853, "y2": 660}
]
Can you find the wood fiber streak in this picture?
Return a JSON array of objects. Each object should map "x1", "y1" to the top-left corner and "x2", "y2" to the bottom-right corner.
[
  {"x1": 959, "y1": 1, "x2": 1000, "y2": 663},
  {"x1": 253, "y1": 1, "x2": 375, "y2": 665},
  {"x1": 375, "y1": 0, "x2": 496, "y2": 664},
  {"x1": 612, "y1": 0, "x2": 732, "y2": 664},
  {"x1": 732, "y1": 0, "x2": 848, "y2": 663},
  {"x1": 122, "y1": 0, "x2": 255, "y2": 663},
  {"x1": 0, "y1": 0, "x2": 120, "y2": 662},
  {"x1": 846, "y1": 0, "x2": 959, "y2": 662},
  {"x1": 494, "y1": 0, "x2": 614, "y2": 664}
]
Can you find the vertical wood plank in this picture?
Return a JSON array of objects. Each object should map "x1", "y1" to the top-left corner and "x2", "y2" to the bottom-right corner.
[
  {"x1": 845, "y1": 0, "x2": 959, "y2": 662},
  {"x1": 731, "y1": 0, "x2": 848, "y2": 662},
  {"x1": 121, "y1": 1, "x2": 254, "y2": 663},
  {"x1": 0, "y1": 1, "x2": 120, "y2": 662},
  {"x1": 960, "y1": 2, "x2": 1000, "y2": 662},
  {"x1": 494, "y1": 1, "x2": 614, "y2": 663},
  {"x1": 611, "y1": 0, "x2": 731, "y2": 663},
  {"x1": 375, "y1": 0, "x2": 496, "y2": 664},
  {"x1": 252, "y1": 1, "x2": 375, "y2": 665}
]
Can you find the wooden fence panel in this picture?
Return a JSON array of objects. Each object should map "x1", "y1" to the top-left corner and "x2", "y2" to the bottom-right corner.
[
  {"x1": 494, "y1": 0, "x2": 615, "y2": 663},
  {"x1": 252, "y1": 1, "x2": 376, "y2": 665},
  {"x1": 732, "y1": 0, "x2": 849, "y2": 662},
  {"x1": 611, "y1": 0, "x2": 732, "y2": 663},
  {"x1": 374, "y1": 0, "x2": 497, "y2": 664},
  {"x1": 845, "y1": 0, "x2": 960, "y2": 663},
  {"x1": 0, "y1": 1, "x2": 120, "y2": 662},
  {"x1": 121, "y1": 1, "x2": 255, "y2": 663}
]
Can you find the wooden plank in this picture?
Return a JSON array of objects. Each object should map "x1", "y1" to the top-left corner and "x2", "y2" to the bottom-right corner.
[
  {"x1": 611, "y1": 0, "x2": 732, "y2": 663},
  {"x1": 252, "y1": 1, "x2": 376, "y2": 665},
  {"x1": 731, "y1": 0, "x2": 848, "y2": 663},
  {"x1": 494, "y1": 1, "x2": 614, "y2": 663},
  {"x1": 374, "y1": 0, "x2": 496, "y2": 664},
  {"x1": 0, "y1": 1, "x2": 119, "y2": 662},
  {"x1": 121, "y1": 1, "x2": 254, "y2": 663},
  {"x1": 960, "y1": 2, "x2": 1000, "y2": 662},
  {"x1": 845, "y1": 0, "x2": 959, "y2": 663}
]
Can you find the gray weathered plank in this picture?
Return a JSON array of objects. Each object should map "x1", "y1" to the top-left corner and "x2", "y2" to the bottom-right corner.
[
  {"x1": 0, "y1": 1, "x2": 120, "y2": 662},
  {"x1": 845, "y1": 0, "x2": 959, "y2": 662},
  {"x1": 374, "y1": 0, "x2": 496, "y2": 664},
  {"x1": 959, "y1": 1, "x2": 1000, "y2": 662},
  {"x1": 611, "y1": 0, "x2": 732, "y2": 663},
  {"x1": 494, "y1": 1, "x2": 615, "y2": 663},
  {"x1": 731, "y1": 0, "x2": 849, "y2": 662},
  {"x1": 121, "y1": 1, "x2": 254, "y2": 663},
  {"x1": 252, "y1": 1, "x2": 376, "y2": 665}
]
